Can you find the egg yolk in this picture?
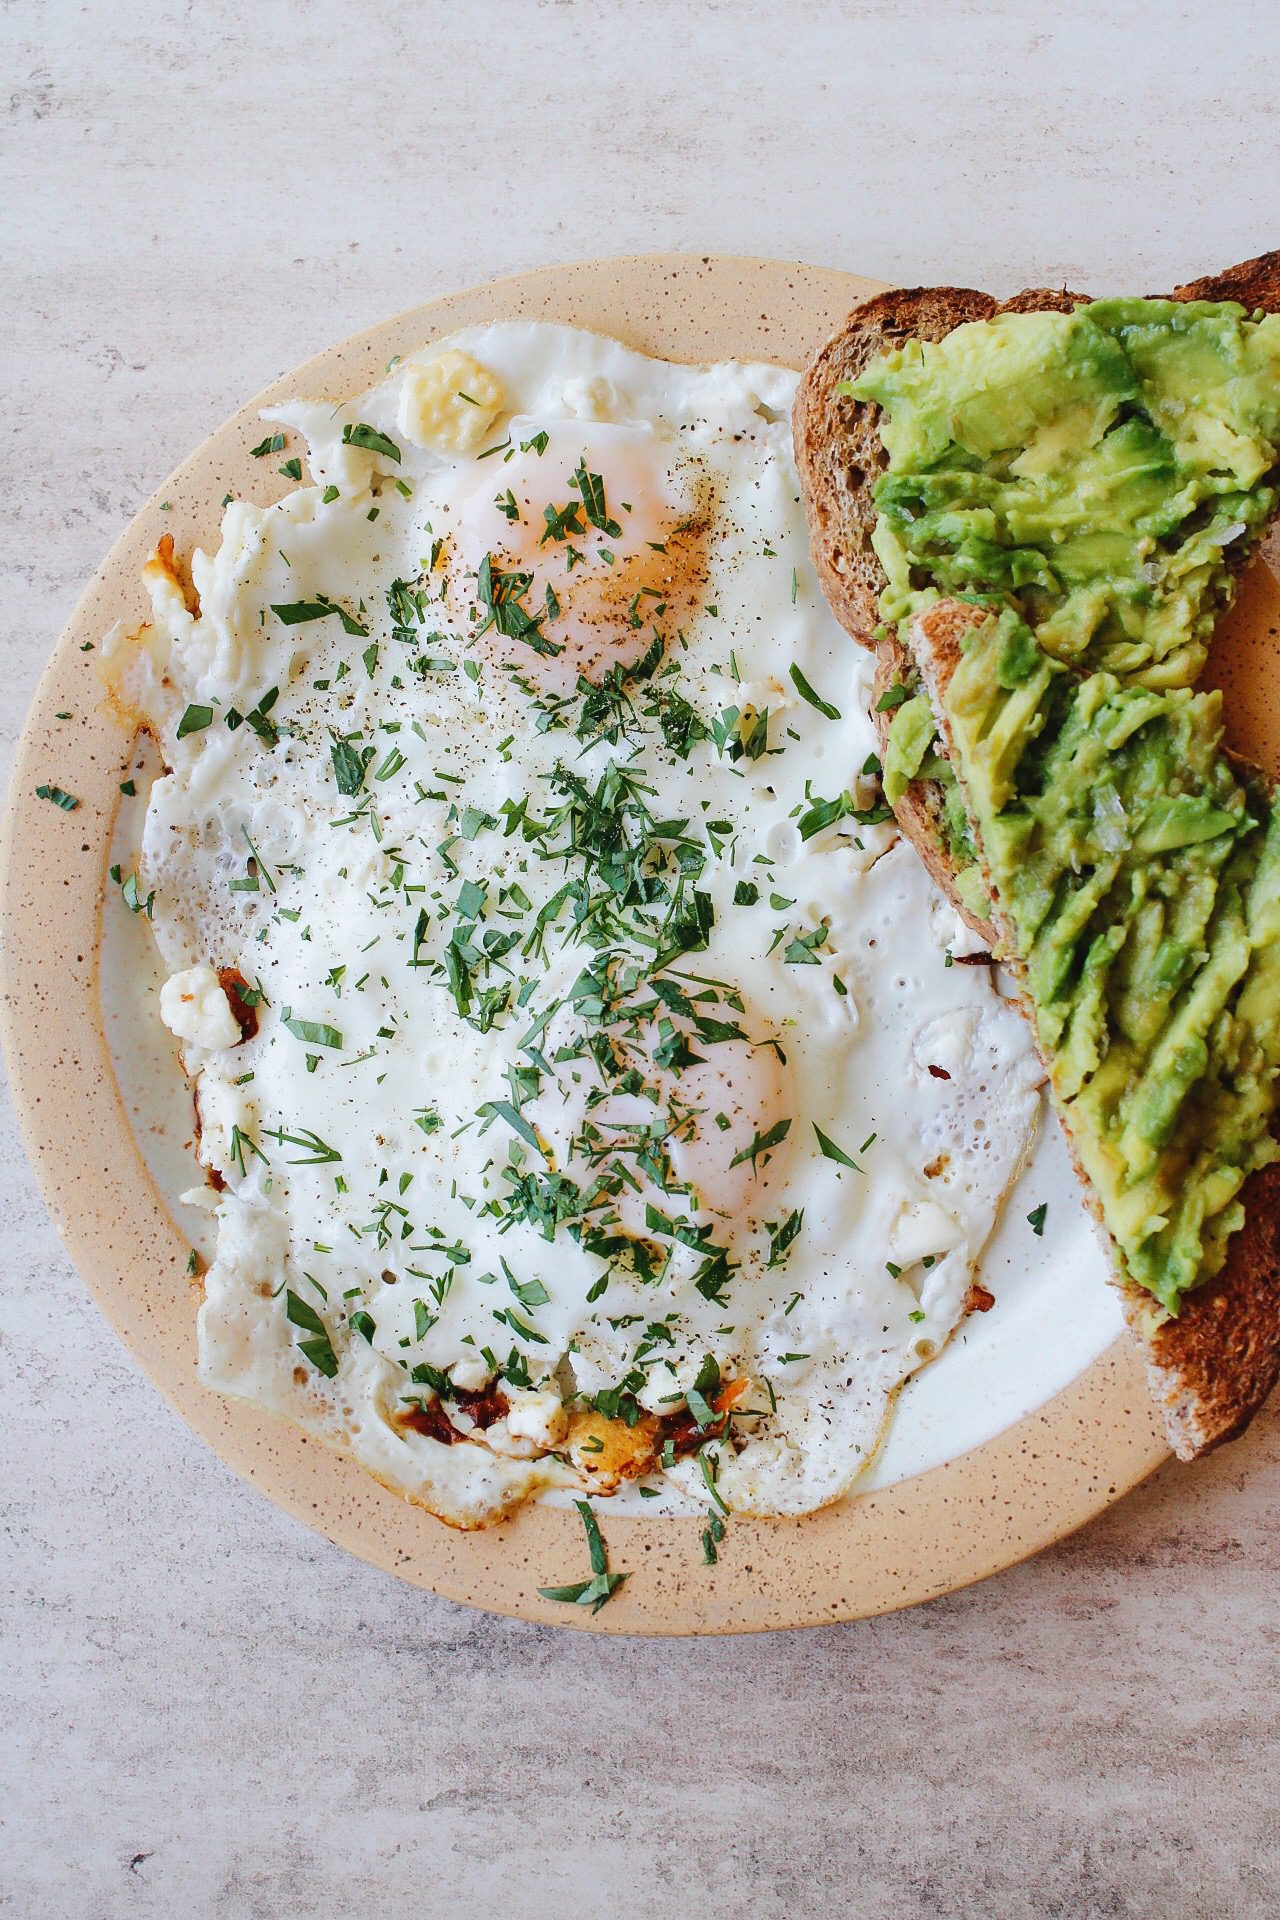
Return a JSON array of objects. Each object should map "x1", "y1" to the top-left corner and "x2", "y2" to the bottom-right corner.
[
  {"x1": 441, "y1": 424, "x2": 709, "y2": 695},
  {"x1": 665, "y1": 1034, "x2": 789, "y2": 1225},
  {"x1": 526, "y1": 1005, "x2": 790, "y2": 1250}
]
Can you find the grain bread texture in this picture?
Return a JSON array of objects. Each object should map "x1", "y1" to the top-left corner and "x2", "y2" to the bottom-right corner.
[
  {"x1": 796, "y1": 254, "x2": 1280, "y2": 934},
  {"x1": 910, "y1": 599, "x2": 1280, "y2": 1460}
]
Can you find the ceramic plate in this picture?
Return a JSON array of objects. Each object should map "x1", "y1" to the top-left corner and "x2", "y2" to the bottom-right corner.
[{"x1": 12, "y1": 254, "x2": 1276, "y2": 1633}]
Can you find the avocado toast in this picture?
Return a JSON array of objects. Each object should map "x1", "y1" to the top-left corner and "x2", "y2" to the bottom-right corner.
[
  {"x1": 794, "y1": 254, "x2": 1280, "y2": 931},
  {"x1": 795, "y1": 257, "x2": 1280, "y2": 1456}
]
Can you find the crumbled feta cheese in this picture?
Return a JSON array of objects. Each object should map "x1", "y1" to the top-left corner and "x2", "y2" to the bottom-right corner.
[
  {"x1": 485, "y1": 1388, "x2": 567, "y2": 1457},
  {"x1": 558, "y1": 374, "x2": 622, "y2": 421},
  {"x1": 159, "y1": 964, "x2": 240, "y2": 1051},
  {"x1": 397, "y1": 350, "x2": 504, "y2": 455},
  {"x1": 888, "y1": 1196, "x2": 963, "y2": 1265},
  {"x1": 449, "y1": 1350, "x2": 492, "y2": 1393},
  {"x1": 913, "y1": 1007, "x2": 979, "y2": 1081}
]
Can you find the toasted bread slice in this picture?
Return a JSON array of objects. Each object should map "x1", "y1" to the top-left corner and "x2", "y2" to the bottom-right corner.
[
  {"x1": 910, "y1": 599, "x2": 1280, "y2": 1460},
  {"x1": 794, "y1": 253, "x2": 1280, "y2": 936},
  {"x1": 793, "y1": 283, "x2": 1084, "y2": 648}
]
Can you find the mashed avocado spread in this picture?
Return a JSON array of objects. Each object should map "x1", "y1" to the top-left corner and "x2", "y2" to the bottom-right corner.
[
  {"x1": 940, "y1": 611, "x2": 1280, "y2": 1316},
  {"x1": 848, "y1": 299, "x2": 1280, "y2": 1314},
  {"x1": 854, "y1": 299, "x2": 1280, "y2": 686}
]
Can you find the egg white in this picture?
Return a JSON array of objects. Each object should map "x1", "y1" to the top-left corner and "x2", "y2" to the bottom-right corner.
[{"x1": 103, "y1": 323, "x2": 1042, "y2": 1527}]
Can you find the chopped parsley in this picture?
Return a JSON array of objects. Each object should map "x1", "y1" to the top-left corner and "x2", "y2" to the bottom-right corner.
[
  {"x1": 175, "y1": 704, "x2": 214, "y2": 738},
  {"x1": 281, "y1": 1009, "x2": 343, "y2": 1049},
  {"x1": 537, "y1": 1500, "x2": 627, "y2": 1614},
  {"x1": 284, "y1": 1289, "x2": 339, "y2": 1377},
  {"x1": 765, "y1": 1209, "x2": 804, "y2": 1269},
  {"x1": 330, "y1": 735, "x2": 372, "y2": 796},
  {"x1": 341, "y1": 421, "x2": 402, "y2": 462},
  {"x1": 109, "y1": 864, "x2": 155, "y2": 918},
  {"x1": 262, "y1": 1126, "x2": 343, "y2": 1165},
  {"x1": 728, "y1": 1117, "x2": 791, "y2": 1172},
  {"x1": 570, "y1": 458, "x2": 622, "y2": 538},
  {"x1": 788, "y1": 663, "x2": 841, "y2": 720},
  {"x1": 34, "y1": 783, "x2": 79, "y2": 810},
  {"x1": 272, "y1": 598, "x2": 369, "y2": 637},
  {"x1": 813, "y1": 1124, "x2": 861, "y2": 1172}
]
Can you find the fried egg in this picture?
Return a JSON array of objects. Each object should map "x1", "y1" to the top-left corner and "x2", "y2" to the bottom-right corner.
[{"x1": 102, "y1": 324, "x2": 1043, "y2": 1527}]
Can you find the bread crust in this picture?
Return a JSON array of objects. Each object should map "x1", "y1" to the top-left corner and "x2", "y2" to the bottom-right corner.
[
  {"x1": 910, "y1": 598, "x2": 1280, "y2": 1461},
  {"x1": 1172, "y1": 252, "x2": 1280, "y2": 307}
]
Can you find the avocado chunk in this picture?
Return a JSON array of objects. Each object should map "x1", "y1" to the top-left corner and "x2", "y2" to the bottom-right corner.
[
  {"x1": 935, "y1": 608, "x2": 1280, "y2": 1316},
  {"x1": 882, "y1": 692, "x2": 935, "y2": 803},
  {"x1": 882, "y1": 691, "x2": 987, "y2": 914}
]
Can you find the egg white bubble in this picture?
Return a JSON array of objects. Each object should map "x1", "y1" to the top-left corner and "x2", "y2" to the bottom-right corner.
[{"x1": 107, "y1": 322, "x2": 1042, "y2": 1527}]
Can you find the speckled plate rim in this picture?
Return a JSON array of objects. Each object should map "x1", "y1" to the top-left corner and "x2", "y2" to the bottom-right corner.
[{"x1": 0, "y1": 253, "x2": 1174, "y2": 1634}]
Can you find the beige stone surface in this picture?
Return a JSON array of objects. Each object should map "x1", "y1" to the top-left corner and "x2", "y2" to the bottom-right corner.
[{"x1": 3, "y1": 2, "x2": 1279, "y2": 1914}]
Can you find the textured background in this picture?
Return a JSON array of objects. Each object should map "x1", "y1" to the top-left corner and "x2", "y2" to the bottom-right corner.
[{"x1": 4, "y1": 3, "x2": 1280, "y2": 1914}]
